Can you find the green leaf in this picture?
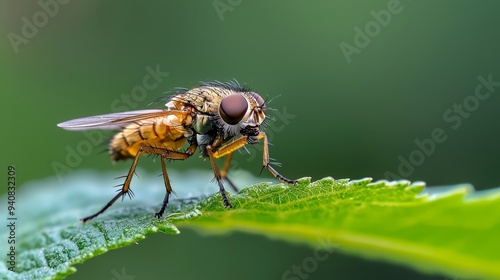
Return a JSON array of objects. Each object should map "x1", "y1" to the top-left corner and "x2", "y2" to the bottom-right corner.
[
  {"x1": 1, "y1": 208, "x2": 181, "y2": 280},
  {"x1": 181, "y1": 177, "x2": 500, "y2": 279},
  {"x1": 0, "y1": 169, "x2": 257, "y2": 280},
  {"x1": 1, "y1": 171, "x2": 500, "y2": 279}
]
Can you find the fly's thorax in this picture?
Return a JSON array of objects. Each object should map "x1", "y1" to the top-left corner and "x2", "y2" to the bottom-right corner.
[{"x1": 168, "y1": 86, "x2": 225, "y2": 115}]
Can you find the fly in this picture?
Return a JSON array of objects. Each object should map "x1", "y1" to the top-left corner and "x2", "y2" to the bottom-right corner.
[{"x1": 58, "y1": 81, "x2": 297, "y2": 222}]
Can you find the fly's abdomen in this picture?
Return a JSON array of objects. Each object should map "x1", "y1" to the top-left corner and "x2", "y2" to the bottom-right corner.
[{"x1": 110, "y1": 115, "x2": 191, "y2": 161}]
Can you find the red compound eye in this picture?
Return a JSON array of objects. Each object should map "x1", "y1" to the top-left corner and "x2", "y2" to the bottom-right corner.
[{"x1": 219, "y1": 94, "x2": 248, "y2": 125}]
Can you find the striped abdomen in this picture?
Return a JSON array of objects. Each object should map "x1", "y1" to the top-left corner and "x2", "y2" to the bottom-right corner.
[{"x1": 109, "y1": 114, "x2": 192, "y2": 161}]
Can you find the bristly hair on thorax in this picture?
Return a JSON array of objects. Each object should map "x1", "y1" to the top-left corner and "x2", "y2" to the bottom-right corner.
[
  {"x1": 150, "y1": 79, "x2": 252, "y2": 106},
  {"x1": 198, "y1": 79, "x2": 251, "y2": 93}
]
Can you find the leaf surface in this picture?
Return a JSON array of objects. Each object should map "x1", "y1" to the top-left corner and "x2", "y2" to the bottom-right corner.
[{"x1": 1, "y1": 171, "x2": 499, "y2": 279}]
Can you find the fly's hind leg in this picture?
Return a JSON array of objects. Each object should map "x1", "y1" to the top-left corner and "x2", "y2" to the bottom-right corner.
[
  {"x1": 155, "y1": 144, "x2": 195, "y2": 218},
  {"x1": 155, "y1": 158, "x2": 172, "y2": 218},
  {"x1": 81, "y1": 148, "x2": 144, "y2": 223},
  {"x1": 81, "y1": 145, "x2": 194, "y2": 223},
  {"x1": 148, "y1": 145, "x2": 195, "y2": 218}
]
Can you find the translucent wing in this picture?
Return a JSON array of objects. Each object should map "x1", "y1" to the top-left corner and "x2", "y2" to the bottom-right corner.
[{"x1": 57, "y1": 109, "x2": 187, "y2": 131}]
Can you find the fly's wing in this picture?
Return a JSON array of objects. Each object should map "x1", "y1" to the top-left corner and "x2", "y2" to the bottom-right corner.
[{"x1": 57, "y1": 109, "x2": 188, "y2": 131}]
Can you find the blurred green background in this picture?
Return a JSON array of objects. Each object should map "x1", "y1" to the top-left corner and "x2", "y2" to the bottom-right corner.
[{"x1": 1, "y1": 0, "x2": 499, "y2": 279}]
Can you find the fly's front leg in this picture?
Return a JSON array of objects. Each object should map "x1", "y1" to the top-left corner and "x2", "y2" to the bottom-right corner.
[
  {"x1": 212, "y1": 132, "x2": 298, "y2": 185},
  {"x1": 259, "y1": 132, "x2": 298, "y2": 185}
]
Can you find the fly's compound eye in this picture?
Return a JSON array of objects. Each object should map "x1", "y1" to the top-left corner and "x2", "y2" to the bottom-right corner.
[
  {"x1": 250, "y1": 92, "x2": 266, "y2": 113},
  {"x1": 219, "y1": 94, "x2": 248, "y2": 125}
]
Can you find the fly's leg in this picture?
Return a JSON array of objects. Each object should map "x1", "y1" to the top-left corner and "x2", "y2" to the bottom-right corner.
[
  {"x1": 155, "y1": 143, "x2": 197, "y2": 218},
  {"x1": 81, "y1": 145, "x2": 194, "y2": 223},
  {"x1": 259, "y1": 132, "x2": 298, "y2": 185},
  {"x1": 212, "y1": 132, "x2": 298, "y2": 185},
  {"x1": 155, "y1": 158, "x2": 172, "y2": 218},
  {"x1": 81, "y1": 149, "x2": 143, "y2": 223},
  {"x1": 220, "y1": 153, "x2": 238, "y2": 192},
  {"x1": 206, "y1": 145, "x2": 232, "y2": 208}
]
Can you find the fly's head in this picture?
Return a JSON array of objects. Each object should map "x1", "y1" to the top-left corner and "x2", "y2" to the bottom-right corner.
[{"x1": 217, "y1": 90, "x2": 267, "y2": 144}]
